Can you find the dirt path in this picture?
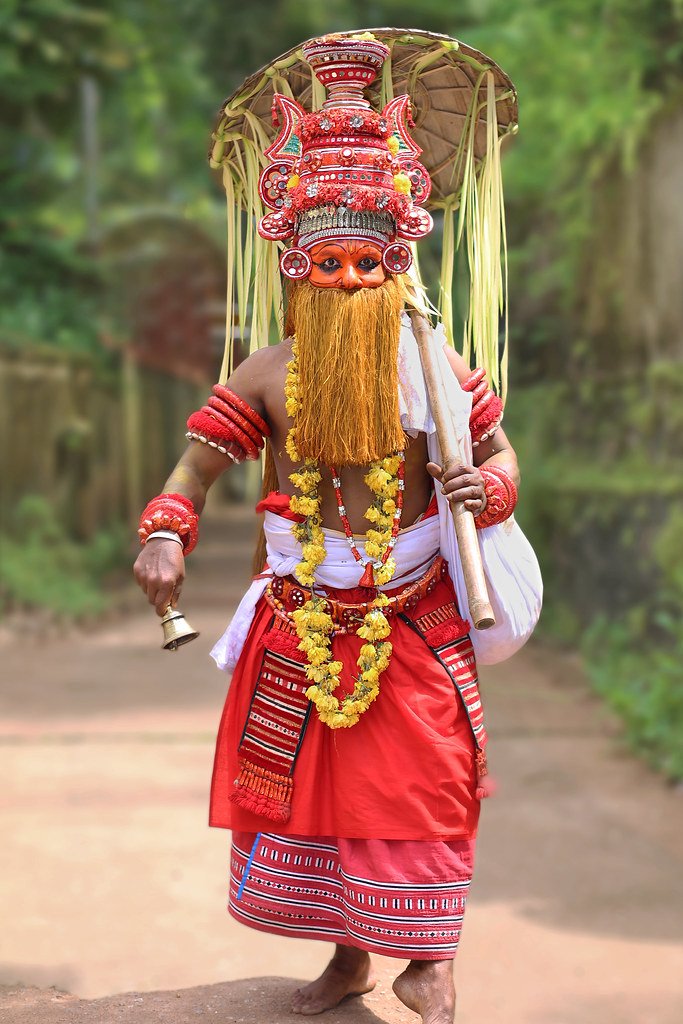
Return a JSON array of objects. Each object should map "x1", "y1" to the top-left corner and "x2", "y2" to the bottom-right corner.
[{"x1": 1, "y1": 506, "x2": 682, "y2": 1023}]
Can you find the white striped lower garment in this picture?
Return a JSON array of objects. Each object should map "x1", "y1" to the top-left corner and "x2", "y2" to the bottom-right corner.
[{"x1": 229, "y1": 831, "x2": 476, "y2": 960}]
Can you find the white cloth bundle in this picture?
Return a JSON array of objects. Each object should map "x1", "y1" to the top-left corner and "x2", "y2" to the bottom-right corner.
[{"x1": 429, "y1": 432, "x2": 543, "y2": 664}]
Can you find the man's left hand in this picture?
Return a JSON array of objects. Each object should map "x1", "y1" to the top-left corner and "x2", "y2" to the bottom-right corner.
[{"x1": 426, "y1": 461, "x2": 487, "y2": 515}]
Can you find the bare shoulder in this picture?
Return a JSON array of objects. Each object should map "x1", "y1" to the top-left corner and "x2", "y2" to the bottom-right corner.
[
  {"x1": 442, "y1": 343, "x2": 471, "y2": 385},
  {"x1": 225, "y1": 339, "x2": 292, "y2": 416},
  {"x1": 230, "y1": 339, "x2": 292, "y2": 380}
]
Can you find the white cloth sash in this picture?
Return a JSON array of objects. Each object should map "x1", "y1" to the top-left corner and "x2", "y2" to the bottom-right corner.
[{"x1": 210, "y1": 511, "x2": 440, "y2": 673}]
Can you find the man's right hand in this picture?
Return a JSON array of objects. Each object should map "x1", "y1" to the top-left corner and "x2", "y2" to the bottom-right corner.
[{"x1": 133, "y1": 540, "x2": 186, "y2": 617}]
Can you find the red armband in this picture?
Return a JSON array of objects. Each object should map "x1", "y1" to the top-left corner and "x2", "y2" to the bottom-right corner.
[
  {"x1": 138, "y1": 492, "x2": 199, "y2": 554},
  {"x1": 186, "y1": 385, "x2": 270, "y2": 462},
  {"x1": 462, "y1": 368, "x2": 504, "y2": 447},
  {"x1": 475, "y1": 466, "x2": 518, "y2": 530},
  {"x1": 212, "y1": 384, "x2": 270, "y2": 436}
]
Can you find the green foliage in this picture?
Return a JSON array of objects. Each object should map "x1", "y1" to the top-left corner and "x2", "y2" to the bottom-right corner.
[
  {"x1": 653, "y1": 508, "x2": 683, "y2": 601},
  {"x1": 6, "y1": 0, "x2": 681, "y2": 362},
  {"x1": 466, "y1": 0, "x2": 683, "y2": 374},
  {"x1": 0, "y1": 495, "x2": 127, "y2": 618},
  {"x1": 584, "y1": 612, "x2": 683, "y2": 780},
  {"x1": 0, "y1": 0, "x2": 218, "y2": 351},
  {"x1": 508, "y1": 370, "x2": 683, "y2": 779},
  {"x1": 1, "y1": 0, "x2": 109, "y2": 348}
]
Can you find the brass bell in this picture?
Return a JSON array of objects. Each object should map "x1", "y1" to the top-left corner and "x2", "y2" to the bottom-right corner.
[{"x1": 160, "y1": 606, "x2": 199, "y2": 651}]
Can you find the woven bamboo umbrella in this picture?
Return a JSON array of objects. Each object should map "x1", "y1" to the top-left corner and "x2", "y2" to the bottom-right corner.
[{"x1": 210, "y1": 29, "x2": 517, "y2": 200}]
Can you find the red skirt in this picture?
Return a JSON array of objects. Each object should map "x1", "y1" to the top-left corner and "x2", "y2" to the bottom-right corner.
[{"x1": 210, "y1": 570, "x2": 481, "y2": 841}]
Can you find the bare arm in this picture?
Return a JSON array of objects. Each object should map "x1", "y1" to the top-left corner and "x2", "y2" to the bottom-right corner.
[
  {"x1": 160, "y1": 345, "x2": 274, "y2": 507},
  {"x1": 441, "y1": 344, "x2": 519, "y2": 483},
  {"x1": 160, "y1": 442, "x2": 232, "y2": 515},
  {"x1": 427, "y1": 345, "x2": 520, "y2": 512},
  {"x1": 133, "y1": 348, "x2": 273, "y2": 615}
]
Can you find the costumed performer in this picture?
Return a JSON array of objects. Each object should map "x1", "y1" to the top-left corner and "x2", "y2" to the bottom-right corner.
[{"x1": 134, "y1": 31, "x2": 541, "y2": 1024}]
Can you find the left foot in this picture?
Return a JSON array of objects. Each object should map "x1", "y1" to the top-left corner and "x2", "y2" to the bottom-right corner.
[
  {"x1": 392, "y1": 959, "x2": 455, "y2": 1024},
  {"x1": 291, "y1": 948, "x2": 376, "y2": 1015}
]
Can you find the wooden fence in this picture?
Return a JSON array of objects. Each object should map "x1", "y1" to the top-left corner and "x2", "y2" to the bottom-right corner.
[{"x1": 0, "y1": 343, "x2": 208, "y2": 541}]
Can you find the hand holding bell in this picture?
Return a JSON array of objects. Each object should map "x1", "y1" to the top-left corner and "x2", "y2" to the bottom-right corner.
[{"x1": 133, "y1": 535, "x2": 199, "y2": 650}]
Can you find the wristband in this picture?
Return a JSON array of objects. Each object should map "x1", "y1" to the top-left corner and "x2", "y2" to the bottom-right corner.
[
  {"x1": 145, "y1": 530, "x2": 184, "y2": 547},
  {"x1": 475, "y1": 466, "x2": 518, "y2": 529},
  {"x1": 138, "y1": 493, "x2": 199, "y2": 553}
]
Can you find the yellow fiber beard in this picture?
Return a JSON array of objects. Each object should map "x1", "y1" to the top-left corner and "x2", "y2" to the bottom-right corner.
[{"x1": 286, "y1": 277, "x2": 407, "y2": 466}]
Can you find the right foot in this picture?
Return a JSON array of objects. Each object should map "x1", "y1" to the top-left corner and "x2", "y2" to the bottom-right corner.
[
  {"x1": 291, "y1": 948, "x2": 376, "y2": 1015},
  {"x1": 392, "y1": 960, "x2": 456, "y2": 1024}
]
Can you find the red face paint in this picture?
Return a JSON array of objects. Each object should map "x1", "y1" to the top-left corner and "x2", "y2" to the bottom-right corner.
[{"x1": 308, "y1": 239, "x2": 386, "y2": 289}]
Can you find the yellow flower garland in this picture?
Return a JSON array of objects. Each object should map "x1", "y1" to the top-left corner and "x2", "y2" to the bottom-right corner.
[{"x1": 284, "y1": 342, "x2": 400, "y2": 729}]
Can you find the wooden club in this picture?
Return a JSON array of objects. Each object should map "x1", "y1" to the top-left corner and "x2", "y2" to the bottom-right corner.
[{"x1": 409, "y1": 308, "x2": 496, "y2": 630}]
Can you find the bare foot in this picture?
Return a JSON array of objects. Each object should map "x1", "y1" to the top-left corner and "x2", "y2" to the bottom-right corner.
[
  {"x1": 392, "y1": 959, "x2": 455, "y2": 1024},
  {"x1": 291, "y1": 945, "x2": 376, "y2": 1016}
]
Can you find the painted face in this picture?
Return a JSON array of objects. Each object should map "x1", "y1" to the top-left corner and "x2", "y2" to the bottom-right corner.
[{"x1": 308, "y1": 239, "x2": 386, "y2": 289}]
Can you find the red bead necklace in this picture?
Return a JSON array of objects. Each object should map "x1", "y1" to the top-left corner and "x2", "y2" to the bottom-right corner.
[{"x1": 329, "y1": 452, "x2": 406, "y2": 588}]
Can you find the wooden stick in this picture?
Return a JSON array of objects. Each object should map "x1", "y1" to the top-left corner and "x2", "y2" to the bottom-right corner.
[{"x1": 409, "y1": 309, "x2": 496, "y2": 630}]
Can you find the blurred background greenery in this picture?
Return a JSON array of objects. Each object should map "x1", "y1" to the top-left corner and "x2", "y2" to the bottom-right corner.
[{"x1": 1, "y1": 0, "x2": 682, "y2": 777}]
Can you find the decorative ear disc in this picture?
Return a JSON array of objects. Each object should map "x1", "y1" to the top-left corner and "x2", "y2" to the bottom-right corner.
[
  {"x1": 280, "y1": 247, "x2": 312, "y2": 280},
  {"x1": 382, "y1": 242, "x2": 412, "y2": 275},
  {"x1": 259, "y1": 211, "x2": 296, "y2": 241},
  {"x1": 396, "y1": 208, "x2": 434, "y2": 241}
]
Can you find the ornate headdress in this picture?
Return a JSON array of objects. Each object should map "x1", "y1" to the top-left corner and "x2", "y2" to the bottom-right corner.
[
  {"x1": 257, "y1": 35, "x2": 432, "y2": 280},
  {"x1": 210, "y1": 29, "x2": 517, "y2": 397}
]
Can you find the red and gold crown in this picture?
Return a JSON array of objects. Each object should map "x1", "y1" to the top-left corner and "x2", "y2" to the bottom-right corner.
[{"x1": 257, "y1": 35, "x2": 433, "y2": 280}]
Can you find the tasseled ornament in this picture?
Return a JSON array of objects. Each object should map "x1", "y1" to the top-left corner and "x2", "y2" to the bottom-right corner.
[
  {"x1": 261, "y1": 624, "x2": 303, "y2": 660},
  {"x1": 359, "y1": 562, "x2": 376, "y2": 588},
  {"x1": 231, "y1": 758, "x2": 293, "y2": 822},
  {"x1": 421, "y1": 619, "x2": 470, "y2": 649}
]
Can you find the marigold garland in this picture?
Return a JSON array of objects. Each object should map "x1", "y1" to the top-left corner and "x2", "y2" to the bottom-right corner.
[{"x1": 284, "y1": 341, "x2": 401, "y2": 729}]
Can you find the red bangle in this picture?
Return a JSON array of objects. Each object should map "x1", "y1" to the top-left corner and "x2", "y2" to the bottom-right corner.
[
  {"x1": 185, "y1": 429, "x2": 244, "y2": 463},
  {"x1": 475, "y1": 466, "x2": 518, "y2": 529},
  {"x1": 199, "y1": 406, "x2": 260, "y2": 458},
  {"x1": 207, "y1": 395, "x2": 264, "y2": 448},
  {"x1": 462, "y1": 366, "x2": 504, "y2": 445},
  {"x1": 186, "y1": 408, "x2": 259, "y2": 460},
  {"x1": 462, "y1": 367, "x2": 486, "y2": 392},
  {"x1": 470, "y1": 380, "x2": 489, "y2": 404},
  {"x1": 160, "y1": 492, "x2": 194, "y2": 513},
  {"x1": 186, "y1": 385, "x2": 270, "y2": 461},
  {"x1": 138, "y1": 493, "x2": 199, "y2": 553},
  {"x1": 471, "y1": 394, "x2": 504, "y2": 444},
  {"x1": 212, "y1": 385, "x2": 271, "y2": 437}
]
